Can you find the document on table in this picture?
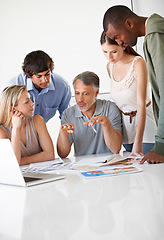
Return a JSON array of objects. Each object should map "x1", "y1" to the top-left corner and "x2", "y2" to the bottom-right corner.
[
  {"x1": 81, "y1": 166, "x2": 143, "y2": 178},
  {"x1": 80, "y1": 156, "x2": 143, "y2": 178},
  {"x1": 21, "y1": 158, "x2": 72, "y2": 173},
  {"x1": 71, "y1": 154, "x2": 123, "y2": 171}
]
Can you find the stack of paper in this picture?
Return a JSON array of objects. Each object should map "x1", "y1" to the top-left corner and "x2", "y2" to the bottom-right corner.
[{"x1": 21, "y1": 158, "x2": 71, "y2": 173}]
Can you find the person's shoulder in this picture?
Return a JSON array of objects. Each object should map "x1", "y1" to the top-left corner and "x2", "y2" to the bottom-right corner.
[
  {"x1": 107, "y1": 62, "x2": 110, "y2": 69},
  {"x1": 51, "y1": 72, "x2": 71, "y2": 92},
  {"x1": 101, "y1": 99, "x2": 120, "y2": 111},
  {"x1": 98, "y1": 99, "x2": 121, "y2": 120},
  {"x1": 134, "y1": 55, "x2": 145, "y2": 64},
  {"x1": 97, "y1": 98, "x2": 117, "y2": 108},
  {"x1": 32, "y1": 115, "x2": 45, "y2": 130},
  {"x1": 149, "y1": 13, "x2": 164, "y2": 22},
  {"x1": 61, "y1": 104, "x2": 77, "y2": 119},
  {"x1": 33, "y1": 115, "x2": 44, "y2": 123},
  {"x1": 146, "y1": 14, "x2": 164, "y2": 34},
  {"x1": 0, "y1": 126, "x2": 8, "y2": 138},
  {"x1": 51, "y1": 72, "x2": 68, "y2": 84},
  {"x1": 8, "y1": 72, "x2": 27, "y2": 85},
  {"x1": 99, "y1": 98, "x2": 115, "y2": 105},
  {"x1": 26, "y1": 115, "x2": 44, "y2": 126},
  {"x1": 106, "y1": 62, "x2": 111, "y2": 77},
  {"x1": 61, "y1": 105, "x2": 77, "y2": 124},
  {"x1": 134, "y1": 56, "x2": 147, "y2": 71},
  {"x1": 63, "y1": 104, "x2": 76, "y2": 114}
]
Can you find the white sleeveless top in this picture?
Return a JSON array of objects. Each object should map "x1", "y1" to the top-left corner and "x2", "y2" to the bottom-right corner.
[{"x1": 109, "y1": 56, "x2": 156, "y2": 144}]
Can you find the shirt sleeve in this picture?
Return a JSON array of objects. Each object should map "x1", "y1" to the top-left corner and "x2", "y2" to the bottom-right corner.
[
  {"x1": 6, "y1": 73, "x2": 26, "y2": 87},
  {"x1": 57, "y1": 80, "x2": 72, "y2": 119},
  {"x1": 108, "y1": 101, "x2": 122, "y2": 132},
  {"x1": 146, "y1": 32, "x2": 164, "y2": 155}
]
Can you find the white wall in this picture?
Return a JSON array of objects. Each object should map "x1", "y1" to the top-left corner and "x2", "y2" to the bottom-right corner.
[
  {"x1": 1, "y1": 0, "x2": 163, "y2": 157},
  {"x1": 0, "y1": 0, "x2": 131, "y2": 157},
  {"x1": 0, "y1": 0, "x2": 131, "y2": 93},
  {"x1": 133, "y1": 0, "x2": 164, "y2": 56}
]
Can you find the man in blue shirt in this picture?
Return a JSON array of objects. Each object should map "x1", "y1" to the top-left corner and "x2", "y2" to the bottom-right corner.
[{"x1": 8, "y1": 50, "x2": 71, "y2": 122}]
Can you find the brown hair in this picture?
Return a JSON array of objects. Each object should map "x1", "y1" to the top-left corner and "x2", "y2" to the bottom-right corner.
[
  {"x1": 22, "y1": 50, "x2": 54, "y2": 77},
  {"x1": 100, "y1": 31, "x2": 140, "y2": 56}
]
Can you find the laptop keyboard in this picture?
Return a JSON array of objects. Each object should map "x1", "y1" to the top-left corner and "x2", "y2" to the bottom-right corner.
[{"x1": 23, "y1": 176, "x2": 42, "y2": 183}]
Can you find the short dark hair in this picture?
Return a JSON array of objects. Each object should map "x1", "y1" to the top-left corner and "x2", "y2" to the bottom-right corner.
[
  {"x1": 103, "y1": 5, "x2": 136, "y2": 32},
  {"x1": 100, "y1": 31, "x2": 140, "y2": 56},
  {"x1": 73, "y1": 71, "x2": 99, "y2": 91},
  {"x1": 22, "y1": 50, "x2": 54, "y2": 77}
]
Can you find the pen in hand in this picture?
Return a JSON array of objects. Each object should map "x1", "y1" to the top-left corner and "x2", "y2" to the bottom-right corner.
[{"x1": 85, "y1": 116, "x2": 97, "y2": 134}]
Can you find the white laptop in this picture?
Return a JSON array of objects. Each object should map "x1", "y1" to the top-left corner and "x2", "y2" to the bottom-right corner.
[{"x1": 0, "y1": 139, "x2": 65, "y2": 187}]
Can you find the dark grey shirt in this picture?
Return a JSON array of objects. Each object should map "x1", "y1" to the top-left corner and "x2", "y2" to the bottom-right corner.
[{"x1": 61, "y1": 99, "x2": 122, "y2": 156}]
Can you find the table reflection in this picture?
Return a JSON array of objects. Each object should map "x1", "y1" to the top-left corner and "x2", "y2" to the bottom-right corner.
[{"x1": 0, "y1": 185, "x2": 26, "y2": 239}]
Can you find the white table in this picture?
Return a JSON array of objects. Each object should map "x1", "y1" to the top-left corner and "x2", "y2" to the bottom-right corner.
[{"x1": 0, "y1": 152, "x2": 164, "y2": 240}]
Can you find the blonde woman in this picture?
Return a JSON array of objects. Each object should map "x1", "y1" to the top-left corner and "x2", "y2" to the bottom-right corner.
[
  {"x1": 100, "y1": 31, "x2": 156, "y2": 156},
  {"x1": 0, "y1": 85, "x2": 54, "y2": 165}
]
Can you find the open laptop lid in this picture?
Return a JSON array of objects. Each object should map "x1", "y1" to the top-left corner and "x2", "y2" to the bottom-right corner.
[
  {"x1": 0, "y1": 139, "x2": 65, "y2": 187},
  {"x1": 0, "y1": 139, "x2": 26, "y2": 186}
]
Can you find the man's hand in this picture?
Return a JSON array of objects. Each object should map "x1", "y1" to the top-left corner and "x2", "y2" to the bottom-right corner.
[
  {"x1": 83, "y1": 115, "x2": 110, "y2": 127},
  {"x1": 60, "y1": 123, "x2": 75, "y2": 133},
  {"x1": 57, "y1": 123, "x2": 73, "y2": 158},
  {"x1": 140, "y1": 151, "x2": 164, "y2": 164}
]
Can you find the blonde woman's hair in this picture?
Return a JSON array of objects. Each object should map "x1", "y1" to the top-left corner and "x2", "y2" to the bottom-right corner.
[{"x1": 0, "y1": 85, "x2": 26, "y2": 126}]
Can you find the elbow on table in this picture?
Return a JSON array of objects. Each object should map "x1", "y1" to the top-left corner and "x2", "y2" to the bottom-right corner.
[
  {"x1": 50, "y1": 150, "x2": 55, "y2": 160},
  {"x1": 111, "y1": 146, "x2": 121, "y2": 154},
  {"x1": 110, "y1": 140, "x2": 122, "y2": 154},
  {"x1": 46, "y1": 149, "x2": 55, "y2": 161},
  {"x1": 57, "y1": 143, "x2": 71, "y2": 159},
  {"x1": 15, "y1": 153, "x2": 21, "y2": 165},
  {"x1": 57, "y1": 149, "x2": 69, "y2": 159},
  {"x1": 110, "y1": 131, "x2": 123, "y2": 154}
]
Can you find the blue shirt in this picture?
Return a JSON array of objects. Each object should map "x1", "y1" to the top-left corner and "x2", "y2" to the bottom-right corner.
[{"x1": 8, "y1": 72, "x2": 71, "y2": 122}]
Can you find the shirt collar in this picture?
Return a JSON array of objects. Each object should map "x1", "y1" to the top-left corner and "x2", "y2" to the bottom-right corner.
[
  {"x1": 26, "y1": 75, "x2": 55, "y2": 93},
  {"x1": 75, "y1": 99, "x2": 103, "y2": 118}
]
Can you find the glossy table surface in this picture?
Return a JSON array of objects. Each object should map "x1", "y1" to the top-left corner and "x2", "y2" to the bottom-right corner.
[{"x1": 0, "y1": 152, "x2": 164, "y2": 240}]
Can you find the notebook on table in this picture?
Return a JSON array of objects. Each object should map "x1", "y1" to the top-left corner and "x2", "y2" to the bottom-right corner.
[{"x1": 0, "y1": 139, "x2": 65, "y2": 187}]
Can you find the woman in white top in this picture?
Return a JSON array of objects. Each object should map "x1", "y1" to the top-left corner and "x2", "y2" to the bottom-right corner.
[
  {"x1": 0, "y1": 85, "x2": 55, "y2": 165},
  {"x1": 100, "y1": 31, "x2": 156, "y2": 156}
]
